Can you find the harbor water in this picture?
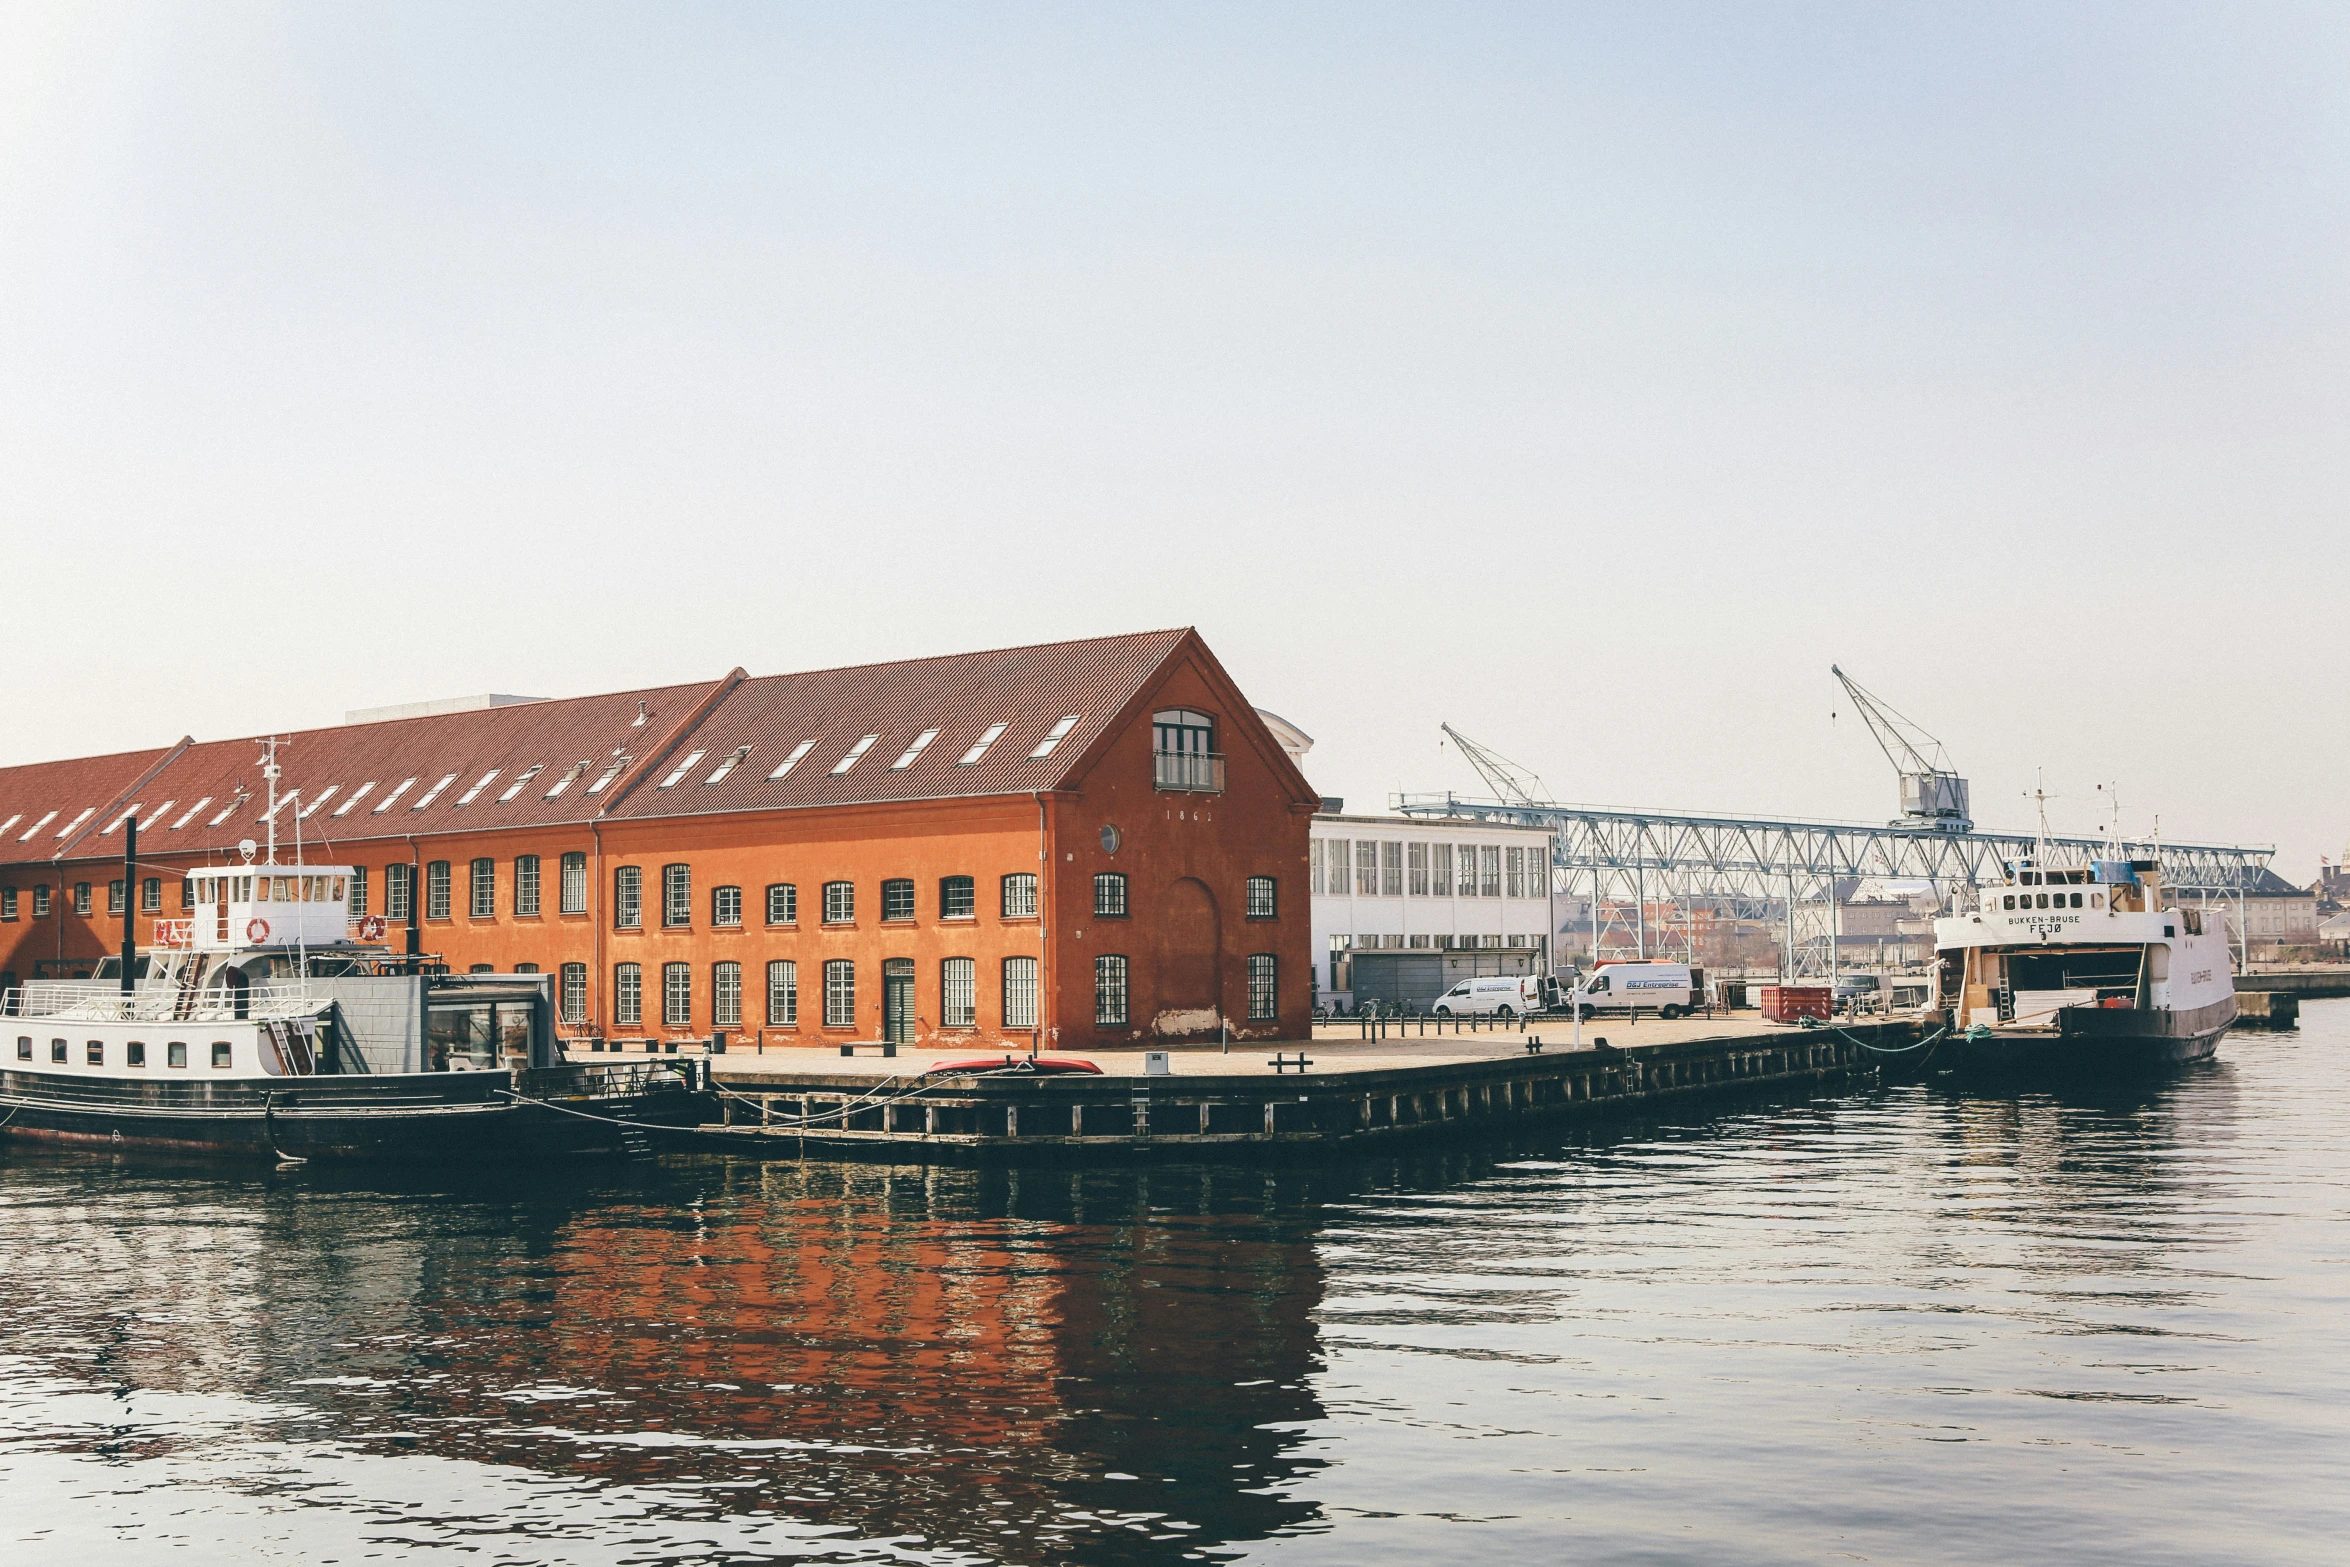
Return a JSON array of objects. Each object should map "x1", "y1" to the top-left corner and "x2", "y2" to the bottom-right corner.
[{"x1": 5, "y1": 1008, "x2": 2348, "y2": 1565}]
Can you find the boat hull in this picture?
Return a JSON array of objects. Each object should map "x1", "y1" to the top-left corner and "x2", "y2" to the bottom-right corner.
[
  {"x1": 1941, "y1": 993, "x2": 2237, "y2": 1073},
  {"x1": 0, "y1": 1063, "x2": 707, "y2": 1162}
]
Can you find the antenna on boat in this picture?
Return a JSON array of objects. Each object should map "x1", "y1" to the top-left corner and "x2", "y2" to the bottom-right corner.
[{"x1": 259, "y1": 738, "x2": 283, "y2": 866}]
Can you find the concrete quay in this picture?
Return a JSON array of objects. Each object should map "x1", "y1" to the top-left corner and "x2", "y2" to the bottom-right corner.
[{"x1": 688, "y1": 1013, "x2": 1917, "y2": 1162}]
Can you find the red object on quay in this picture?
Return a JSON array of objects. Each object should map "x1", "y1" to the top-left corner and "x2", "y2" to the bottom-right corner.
[
  {"x1": 926, "y1": 1056, "x2": 1103, "y2": 1077},
  {"x1": 1760, "y1": 985, "x2": 1832, "y2": 1023}
]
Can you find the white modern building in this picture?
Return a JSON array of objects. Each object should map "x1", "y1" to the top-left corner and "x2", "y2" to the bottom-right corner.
[{"x1": 1310, "y1": 812, "x2": 1557, "y2": 1012}]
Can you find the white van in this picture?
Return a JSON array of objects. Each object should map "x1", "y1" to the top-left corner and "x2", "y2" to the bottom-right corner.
[
  {"x1": 1431, "y1": 974, "x2": 1543, "y2": 1018},
  {"x1": 1568, "y1": 962, "x2": 1702, "y2": 1020}
]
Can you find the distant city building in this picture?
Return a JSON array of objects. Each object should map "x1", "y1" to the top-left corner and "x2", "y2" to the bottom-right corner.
[
  {"x1": 1309, "y1": 813, "x2": 1556, "y2": 1011},
  {"x1": 2212, "y1": 866, "x2": 2318, "y2": 956}
]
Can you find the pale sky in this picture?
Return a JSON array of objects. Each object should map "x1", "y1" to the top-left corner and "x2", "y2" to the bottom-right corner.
[{"x1": 4, "y1": 4, "x2": 2344, "y2": 873}]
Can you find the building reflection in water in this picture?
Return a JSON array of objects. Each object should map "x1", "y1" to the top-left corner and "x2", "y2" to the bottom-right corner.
[{"x1": 0, "y1": 1153, "x2": 1344, "y2": 1562}]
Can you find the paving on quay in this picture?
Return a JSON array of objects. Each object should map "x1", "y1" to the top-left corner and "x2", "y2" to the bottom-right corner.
[
  {"x1": 690, "y1": 1011, "x2": 1850, "y2": 1081},
  {"x1": 667, "y1": 1010, "x2": 1929, "y2": 1161}
]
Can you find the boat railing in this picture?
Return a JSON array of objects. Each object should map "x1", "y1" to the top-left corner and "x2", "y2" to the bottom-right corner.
[{"x1": 2, "y1": 981, "x2": 328, "y2": 1024}]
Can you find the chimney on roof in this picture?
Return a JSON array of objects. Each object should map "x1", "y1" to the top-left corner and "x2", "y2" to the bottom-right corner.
[{"x1": 634, "y1": 701, "x2": 648, "y2": 727}]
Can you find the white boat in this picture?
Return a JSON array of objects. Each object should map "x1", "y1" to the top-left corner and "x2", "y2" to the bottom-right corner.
[
  {"x1": 0, "y1": 746, "x2": 699, "y2": 1161},
  {"x1": 1931, "y1": 856, "x2": 2237, "y2": 1070}
]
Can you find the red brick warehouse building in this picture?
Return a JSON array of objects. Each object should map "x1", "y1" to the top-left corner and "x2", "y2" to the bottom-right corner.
[{"x1": 0, "y1": 630, "x2": 1320, "y2": 1052}]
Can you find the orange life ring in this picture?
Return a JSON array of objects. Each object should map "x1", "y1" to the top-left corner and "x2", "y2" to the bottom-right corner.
[
  {"x1": 356, "y1": 914, "x2": 386, "y2": 941},
  {"x1": 246, "y1": 917, "x2": 272, "y2": 943}
]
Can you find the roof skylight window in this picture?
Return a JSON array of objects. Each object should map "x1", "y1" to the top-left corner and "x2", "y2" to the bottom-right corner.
[
  {"x1": 208, "y1": 796, "x2": 246, "y2": 827},
  {"x1": 0, "y1": 814, "x2": 19, "y2": 838},
  {"x1": 19, "y1": 810, "x2": 57, "y2": 841},
  {"x1": 260, "y1": 793, "x2": 296, "y2": 822},
  {"x1": 706, "y1": 745, "x2": 752, "y2": 784},
  {"x1": 831, "y1": 735, "x2": 880, "y2": 776},
  {"x1": 171, "y1": 798, "x2": 211, "y2": 831},
  {"x1": 586, "y1": 756, "x2": 629, "y2": 794},
  {"x1": 891, "y1": 730, "x2": 941, "y2": 771},
  {"x1": 454, "y1": 770, "x2": 501, "y2": 806},
  {"x1": 103, "y1": 804, "x2": 143, "y2": 834},
  {"x1": 372, "y1": 778, "x2": 418, "y2": 813},
  {"x1": 412, "y1": 774, "x2": 460, "y2": 810},
  {"x1": 297, "y1": 787, "x2": 336, "y2": 819},
  {"x1": 957, "y1": 723, "x2": 1010, "y2": 766},
  {"x1": 1029, "y1": 716, "x2": 1082, "y2": 758},
  {"x1": 658, "y1": 750, "x2": 709, "y2": 789},
  {"x1": 55, "y1": 807, "x2": 95, "y2": 838},
  {"x1": 544, "y1": 761, "x2": 589, "y2": 799},
  {"x1": 498, "y1": 765, "x2": 545, "y2": 802},
  {"x1": 334, "y1": 783, "x2": 374, "y2": 816},
  {"x1": 767, "y1": 740, "x2": 818, "y2": 780}
]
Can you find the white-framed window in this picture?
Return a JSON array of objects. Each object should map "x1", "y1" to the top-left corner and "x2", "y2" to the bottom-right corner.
[
  {"x1": 706, "y1": 745, "x2": 752, "y2": 784},
  {"x1": 1003, "y1": 956, "x2": 1038, "y2": 1029},
  {"x1": 824, "y1": 960, "x2": 855, "y2": 1027},
  {"x1": 1480, "y1": 845, "x2": 1502, "y2": 897},
  {"x1": 712, "y1": 961, "x2": 742, "y2": 1027},
  {"x1": 385, "y1": 864, "x2": 412, "y2": 921},
  {"x1": 1432, "y1": 843, "x2": 1453, "y2": 898},
  {"x1": 1095, "y1": 955, "x2": 1129, "y2": 1025},
  {"x1": 413, "y1": 773, "x2": 459, "y2": 810},
  {"x1": 425, "y1": 862, "x2": 452, "y2": 920},
  {"x1": 958, "y1": 723, "x2": 1009, "y2": 765},
  {"x1": 348, "y1": 868, "x2": 369, "y2": 917},
  {"x1": 455, "y1": 769, "x2": 501, "y2": 806},
  {"x1": 614, "y1": 866, "x2": 642, "y2": 928},
  {"x1": 824, "y1": 881, "x2": 855, "y2": 924},
  {"x1": 1247, "y1": 953, "x2": 1277, "y2": 1021},
  {"x1": 1356, "y1": 841, "x2": 1378, "y2": 896},
  {"x1": 614, "y1": 962, "x2": 642, "y2": 1027},
  {"x1": 1246, "y1": 876, "x2": 1276, "y2": 918},
  {"x1": 1382, "y1": 842, "x2": 1403, "y2": 896},
  {"x1": 767, "y1": 739, "x2": 818, "y2": 780},
  {"x1": 1029, "y1": 716, "x2": 1081, "y2": 758},
  {"x1": 662, "y1": 864, "x2": 691, "y2": 927},
  {"x1": 830, "y1": 735, "x2": 879, "y2": 775},
  {"x1": 1506, "y1": 846, "x2": 1525, "y2": 899},
  {"x1": 1325, "y1": 839, "x2": 1351, "y2": 895},
  {"x1": 941, "y1": 957, "x2": 976, "y2": 1027},
  {"x1": 767, "y1": 883, "x2": 797, "y2": 924},
  {"x1": 1457, "y1": 845, "x2": 1479, "y2": 896},
  {"x1": 560, "y1": 852, "x2": 587, "y2": 915},
  {"x1": 498, "y1": 764, "x2": 545, "y2": 802},
  {"x1": 1001, "y1": 873, "x2": 1038, "y2": 918},
  {"x1": 767, "y1": 960, "x2": 798, "y2": 1026},
  {"x1": 1311, "y1": 839, "x2": 1325, "y2": 891},
  {"x1": 470, "y1": 858, "x2": 495, "y2": 919},
  {"x1": 560, "y1": 963, "x2": 587, "y2": 1025},
  {"x1": 663, "y1": 962, "x2": 692, "y2": 1026},
  {"x1": 1407, "y1": 843, "x2": 1428, "y2": 896},
  {"x1": 658, "y1": 749, "x2": 709, "y2": 789},
  {"x1": 712, "y1": 885, "x2": 742, "y2": 927},
  {"x1": 891, "y1": 729, "x2": 941, "y2": 770},
  {"x1": 107, "y1": 880, "x2": 125, "y2": 915}
]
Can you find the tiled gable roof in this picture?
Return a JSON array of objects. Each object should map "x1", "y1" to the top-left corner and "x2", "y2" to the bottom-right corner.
[
  {"x1": 604, "y1": 630, "x2": 1191, "y2": 821},
  {"x1": 0, "y1": 746, "x2": 180, "y2": 867},
  {"x1": 0, "y1": 629, "x2": 1213, "y2": 865}
]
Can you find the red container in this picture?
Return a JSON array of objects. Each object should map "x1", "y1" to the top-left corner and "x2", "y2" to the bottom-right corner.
[{"x1": 1760, "y1": 985, "x2": 1831, "y2": 1023}]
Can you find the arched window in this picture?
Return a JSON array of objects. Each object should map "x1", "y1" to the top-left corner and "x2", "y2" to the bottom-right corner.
[{"x1": 1153, "y1": 708, "x2": 1215, "y2": 755}]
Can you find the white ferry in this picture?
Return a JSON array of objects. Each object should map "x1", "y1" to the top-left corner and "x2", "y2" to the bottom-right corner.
[
  {"x1": 1932, "y1": 857, "x2": 2237, "y2": 1069},
  {"x1": 1, "y1": 856, "x2": 699, "y2": 1162}
]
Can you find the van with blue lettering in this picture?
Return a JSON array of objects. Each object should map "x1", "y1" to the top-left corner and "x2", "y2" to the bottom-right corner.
[{"x1": 1568, "y1": 961, "x2": 1701, "y2": 1020}]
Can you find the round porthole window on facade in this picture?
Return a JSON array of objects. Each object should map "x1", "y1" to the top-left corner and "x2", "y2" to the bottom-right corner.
[{"x1": 1100, "y1": 825, "x2": 1121, "y2": 855}]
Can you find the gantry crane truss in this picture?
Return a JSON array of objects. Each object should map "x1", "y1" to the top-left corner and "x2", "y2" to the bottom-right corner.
[{"x1": 1391, "y1": 791, "x2": 2274, "y2": 977}]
